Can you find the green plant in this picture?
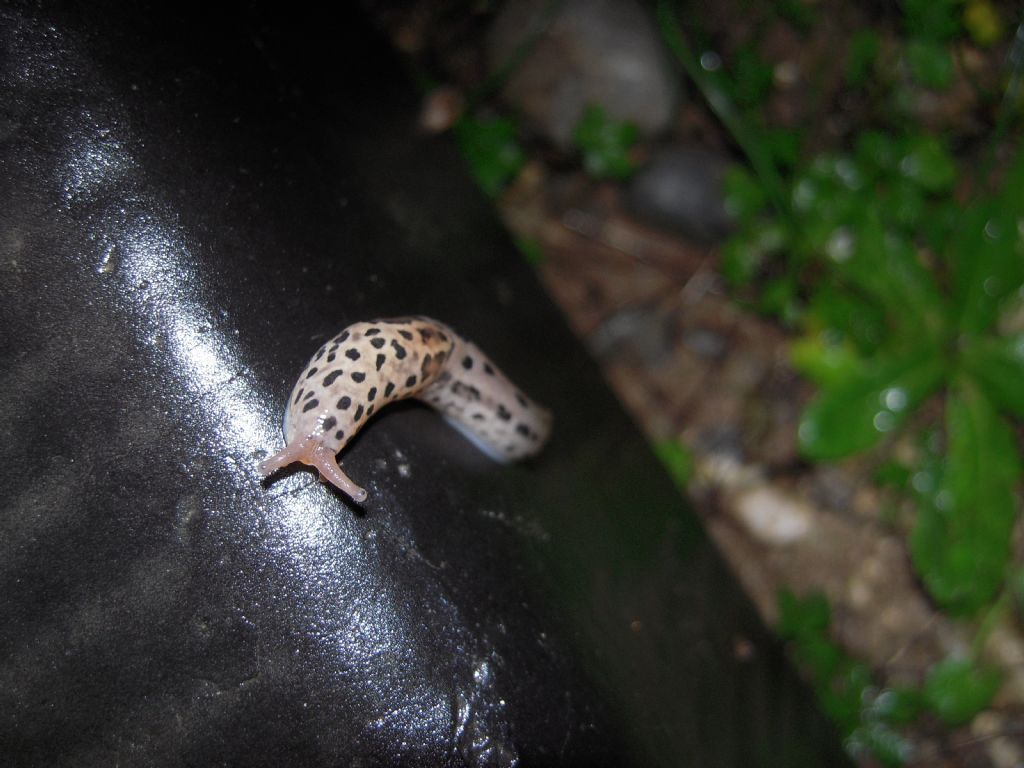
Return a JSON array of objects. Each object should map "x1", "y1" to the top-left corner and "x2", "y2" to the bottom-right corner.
[
  {"x1": 778, "y1": 590, "x2": 1001, "y2": 765},
  {"x1": 654, "y1": 439, "x2": 694, "y2": 489},
  {"x1": 783, "y1": 144, "x2": 1024, "y2": 617},
  {"x1": 454, "y1": 114, "x2": 526, "y2": 196},
  {"x1": 572, "y1": 104, "x2": 638, "y2": 180},
  {"x1": 660, "y1": 0, "x2": 1024, "y2": 618}
]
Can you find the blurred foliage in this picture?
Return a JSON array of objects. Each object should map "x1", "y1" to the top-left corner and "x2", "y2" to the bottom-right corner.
[
  {"x1": 654, "y1": 439, "x2": 694, "y2": 489},
  {"x1": 724, "y1": 134, "x2": 1024, "y2": 619},
  {"x1": 662, "y1": 0, "x2": 1024, "y2": 618},
  {"x1": 514, "y1": 236, "x2": 545, "y2": 265},
  {"x1": 658, "y1": 0, "x2": 1022, "y2": 760},
  {"x1": 572, "y1": 104, "x2": 639, "y2": 180},
  {"x1": 454, "y1": 114, "x2": 526, "y2": 197},
  {"x1": 778, "y1": 590, "x2": 1001, "y2": 765}
]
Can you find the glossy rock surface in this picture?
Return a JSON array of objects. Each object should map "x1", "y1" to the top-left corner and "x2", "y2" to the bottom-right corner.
[{"x1": 0, "y1": 3, "x2": 848, "y2": 766}]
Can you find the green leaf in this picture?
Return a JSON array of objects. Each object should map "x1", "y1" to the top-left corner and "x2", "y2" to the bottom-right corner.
[
  {"x1": 856, "y1": 131, "x2": 902, "y2": 176},
  {"x1": 777, "y1": 588, "x2": 831, "y2": 639},
  {"x1": 949, "y1": 149, "x2": 1024, "y2": 335},
  {"x1": 454, "y1": 115, "x2": 525, "y2": 196},
  {"x1": 730, "y1": 46, "x2": 775, "y2": 109},
  {"x1": 720, "y1": 219, "x2": 786, "y2": 286},
  {"x1": 923, "y1": 658, "x2": 1001, "y2": 725},
  {"x1": 515, "y1": 237, "x2": 544, "y2": 266},
  {"x1": 807, "y1": 284, "x2": 887, "y2": 354},
  {"x1": 797, "y1": 635, "x2": 844, "y2": 686},
  {"x1": 901, "y1": 0, "x2": 960, "y2": 41},
  {"x1": 906, "y1": 38, "x2": 954, "y2": 89},
  {"x1": 874, "y1": 460, "x2": 912, "y2": 489},
  {"x1": 910, "y1": 380, "x2": 1021, "y2": 614},
  {"x1": 653, "y1": 440, "x2": 693, "y2": 489},
  {"x1": 878, "y1": 176, "x2": 926, "y2": 230},
  {"x1": 846, "y1": 30, "x2": 880, "y2": 87},
  {"x1": 821, "y1": 660, "x2": 873, "y2": 731},
  {"x1": 837, "y1": 208, "x2": 945, "y2": 336},
  {"x1": 964, "y1": 0, "x2": 1005, "y2": 47},
  {"x1": 868, "y1": 687, "x2": 923, "y2": 725},
  {"x1": 798, "y1": 349, "x2": 945, "y2": 460},
  {"x1": 572, "y1": 105, "x2": 638, "y2": 180},
  {"x1": 791, "y1": 333, "x2": 863, "y2": 387},
  {"x1": 775, "y1": 0, "x2": 817, "y2": 31},
  {"x1": 847, "y1": 721, "x2": 912, "y2": 767},
  {"x1": 722, "y1": 165, "x2": 767, "y2": 222},
  {"x1": 899, "y1": 135, "x2": 956, "y2": 192},
  {"x1": 960, "y1": 334, "x2": 1024, "y2": 419},
  {"x1": 764, "y1": 127, "x2": 801, "y2": 169}
]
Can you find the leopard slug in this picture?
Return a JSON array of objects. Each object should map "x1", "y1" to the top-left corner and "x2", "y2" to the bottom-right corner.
[{"x1": 260, "y1": 317, "x2": 552, "y2": 502}]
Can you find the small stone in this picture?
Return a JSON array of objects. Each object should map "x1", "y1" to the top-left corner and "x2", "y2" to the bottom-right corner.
[
  {"x1": 488, "y1": 0, "x2": 679, "y2": 149},
  {"x1": 587, "y1": 306, "x2": 673, "y2": 365},
  {"x1": 625, "y1": 146, "x2": 736, "y2": 244},
  {"x1": 732, "y1": 486, "x2": 813, "y2": 545}
]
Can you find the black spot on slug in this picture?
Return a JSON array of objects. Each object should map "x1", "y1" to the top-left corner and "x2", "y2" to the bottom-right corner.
[
  {"x1": 351, "y1": 371, "x2": 366, "y2": 383},
  {"x1": 367, "y1": 387, "x2": 377, "y2": 401},
  {"x1": 390, "y1": 339, "x2": 407, "y2": 359},
  {"x1": 496, "y1": 405, "x2": 511, "y2": 421},
  {"x1": 314, "y1": 346, "x2": 326, "y2": 361},
  {"x1": 336, "y1": 396, "x2": 351, "y2": 410},
  {"x1": 322, "y1": 416, "x2": 337, "y2": 432},
  {"x1": 376, "y1": 353, "x2": 386, "y2": 371},
  {"x1": 322, "y1": 370, "x2": 344, "y2": 386},
  {"x1": 353, "y1": 404, "x2": 364, "y2": 421},
  {"x1": 419, "y1": 329, "x2": 434, "y2": 341},
  {"x1": 302, "y1": 399, "x2": 320, "y2": 413},
  {"x1": 516, "y1": 423, "x2": 530, "y2": 437},
  {"x1": 462, "y1": 356, "x2": 473, "y2": 370},
  {"x1": 345, "y1": 348, "x2": 361, "y2": 361},
  {"x1": 452, "y1": 381, "x2": 481, "y2": 401},
  {"x1": 366, "y1": 405, "x2": 375, "y2": 417},
  {"x1": 471, "y1": 412, "x2": 485, "y2": 421},
  {"x1": 293, "y1": 388, "x2": 304, "y2": 404},
  {"x1": 335, "y1": 429, "x2": 345, "y2": 441},
  {"x1": 399, "y1": 329, "x2": 414, "y2": 341},
  {"x1": 305, "y1": 367, "x2": 319, "y2": 379},
  {"x1": 327, "y1": 353, "x2": 336, "y2": 363},
  {"x1": 516, "y1": 393, "x2": 529, "y2": 408},
  {"x1": 384, "y1": 382, "x2": 395, "y2": 397},
  {"x1": 365, "y1": 328, "x2": 381, "y2": 336},
  {"x1": 370, "y1": 337, "x2": 385, "y2": 349},
  {"x1": 303, "y1": 390, "x2": 315, "y2": 401},
  {"x1": 484, "y1": 363, "x2": 495, "y2": 375},
  {"x1": 406, "y1": 375, "x2": 417, "y2": 388},
  {"x1": 337, "y1": 330, "x2": 350, "y2": 343}
]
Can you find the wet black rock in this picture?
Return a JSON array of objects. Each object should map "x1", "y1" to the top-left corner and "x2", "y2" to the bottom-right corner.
[{"x1": 1, "y1": 2, "x2": 848, "y2": 766}]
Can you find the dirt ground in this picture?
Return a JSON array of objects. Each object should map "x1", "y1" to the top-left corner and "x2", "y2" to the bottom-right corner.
[{"x1": 496, "y1": 163, "x2": 1024, "y2": 767}]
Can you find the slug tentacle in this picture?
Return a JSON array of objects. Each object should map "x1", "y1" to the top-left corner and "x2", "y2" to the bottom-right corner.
[
  {"x1": 260, "y1": 436, "x2": 367, "y2": 502},
  {"x1": 262, "y1": 317, "x2": 551, "y2": 501}
]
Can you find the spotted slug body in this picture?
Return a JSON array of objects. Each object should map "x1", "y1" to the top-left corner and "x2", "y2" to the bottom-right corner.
[{"x1": 260, "y1": 317, "x2": 552, "y2": 502}]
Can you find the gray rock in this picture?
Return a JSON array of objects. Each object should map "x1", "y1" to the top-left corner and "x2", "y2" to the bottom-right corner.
[
  {"x1": 488, "y1": 0, "x2": 680, "y2": 149},
  {"x1": 626, "y1": 146, "x2": 736, "y2": 244}
]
